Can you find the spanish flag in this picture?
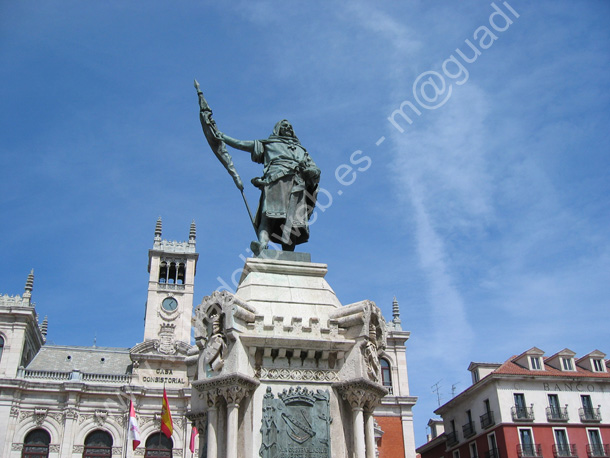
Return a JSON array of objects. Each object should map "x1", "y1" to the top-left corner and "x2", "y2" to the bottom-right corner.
[{"x1": 161, "y1": 388, "x2": 173, "y2": 438}]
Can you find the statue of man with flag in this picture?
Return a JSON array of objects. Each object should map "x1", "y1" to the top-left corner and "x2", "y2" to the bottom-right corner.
[{"x1": 195, "y1": 80, "x2": 321, "y2": 255}]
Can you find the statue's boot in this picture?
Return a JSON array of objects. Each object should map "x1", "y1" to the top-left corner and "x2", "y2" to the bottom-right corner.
[{"x1": 250, "y1": 240, "x2": 267, "y2": 256}]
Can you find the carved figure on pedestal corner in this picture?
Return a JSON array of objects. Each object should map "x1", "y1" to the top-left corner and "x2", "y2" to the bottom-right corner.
[{"x1": 200, "y1": 310, "x2": 227, "y2": 374}]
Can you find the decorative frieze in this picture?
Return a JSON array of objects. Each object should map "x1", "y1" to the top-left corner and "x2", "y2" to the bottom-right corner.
[
  {"x1": 11, "y1": 443, "x2": 23, "y2": 451},
  {"x1": 255, "y1": 367, "x2": 339, "y2": 382}
]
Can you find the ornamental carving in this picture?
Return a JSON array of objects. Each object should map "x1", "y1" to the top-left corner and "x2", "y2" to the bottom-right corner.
[
  {"x1": 256, "y1": 367, "x2": 339, "y2": 382},
  {"x1": 260, "y1": 387, "x2": 331, "y2": 458},
  {"x1": 198, "y1": 306, "x2": 227, "y2": 375},
  {"x1": 94, "y1": 409, "x2": 108, "y2": 426},
  {"x1": 73, "y1": 445, "x2": 84, "y2": 453},
  {"x1": 333, "y1": 379, "x2": 387, "y2": 411},
  {"x1": 49, "y1": 445, "x2": 60, "y2": 452},
  {"x1": 50, "y1": 412, "x2": 64, "y2": 423},
  {"x1": 11, "y1": 443, "x2": 23, "y2": 451},
  {"x1": 193, "y1": 373, "x2": 259, "y2": 409},
  {"x1": 34, "y1": 408, "x2": 48, "y2": 425},
  {"x1": 174, "y1": 417, "x2": 185, "y2": 429},
  {"x1": 115, "y1": 413, "x2": 128, "y2": 428},
  {"x1": 65, "y1": 408, "x2": 78, "y2": 420},
  {"x1": 10, "y1": 406, "x2": 19, "y2": 417},
  {"x1": 112, "y1": 447, "x2": 122, "y2": 454}
]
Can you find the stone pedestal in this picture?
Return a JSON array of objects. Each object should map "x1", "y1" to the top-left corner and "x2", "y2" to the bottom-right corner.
[{"x1": 190, "y1": 254, "x2": 388, "y2": 458}]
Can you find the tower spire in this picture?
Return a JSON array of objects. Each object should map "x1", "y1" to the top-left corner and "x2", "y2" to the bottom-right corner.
[
  {"x1": 189, "y1": 220, "x2": 196, "y2": 245},
  {"x1": 23, "y1": 269, "x2": 34, "y2": 304},
  {"x1": 391, "y1": 296, "x2": 402, "y2": 330},
  {"x1": 154, "y1": 217, "x2": 162, "y2": 242},
  {"x1": 40, "y1": 316, "x2": 48, "y2": 340}
]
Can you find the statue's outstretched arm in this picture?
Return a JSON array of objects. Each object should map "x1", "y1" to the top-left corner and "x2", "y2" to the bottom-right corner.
[{"x1": 219, "y1": 133, "x2": 255, "y2": 153}]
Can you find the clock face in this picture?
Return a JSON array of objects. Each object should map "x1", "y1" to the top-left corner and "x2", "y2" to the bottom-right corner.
[{"x1": 161, "y1": 297, "x2": 178, "y2": 312}]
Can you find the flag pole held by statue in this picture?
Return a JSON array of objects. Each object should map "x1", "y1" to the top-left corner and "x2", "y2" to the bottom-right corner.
[{"x1": 194, "y1": 79, "x2": 257, "y2": 235}]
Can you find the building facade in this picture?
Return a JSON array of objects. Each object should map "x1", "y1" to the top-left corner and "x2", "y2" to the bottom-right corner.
[
  {"x1": 417, "y1": 348, "x2": 610, "y2": 458},
  {"x1": 0, "y1": 219, "x2": 198, "y2": 458}
]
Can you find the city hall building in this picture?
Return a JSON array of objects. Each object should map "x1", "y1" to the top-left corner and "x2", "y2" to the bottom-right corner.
[{"x1": 0, "y1": 220, "x2": 417, "y2": 458}]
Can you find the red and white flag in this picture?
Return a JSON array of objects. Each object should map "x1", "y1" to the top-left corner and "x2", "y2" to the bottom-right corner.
[
  {"x1": 128, "y1": 400, "x2": 141, "y2": 450},
  {"x1": 161, "y1": 387, "x2": 173, "y2": 438},
  {"x1": 189, "y1": 425, "x2": 198, "y2": 453}
]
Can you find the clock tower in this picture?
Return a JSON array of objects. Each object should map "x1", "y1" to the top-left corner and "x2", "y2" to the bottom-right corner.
[{"x1": 143, "y1": 217, "x2": 199, "y2": 346}]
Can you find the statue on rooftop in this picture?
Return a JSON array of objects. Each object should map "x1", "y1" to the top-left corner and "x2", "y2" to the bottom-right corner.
[{"x1": 194, "y1": 80, "x2": 320, "y2": 254}]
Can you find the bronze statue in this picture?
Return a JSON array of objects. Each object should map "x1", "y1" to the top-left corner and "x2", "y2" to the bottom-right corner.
[{"x1": 195, "y1": 80, "x2": 320, "y2": 255}]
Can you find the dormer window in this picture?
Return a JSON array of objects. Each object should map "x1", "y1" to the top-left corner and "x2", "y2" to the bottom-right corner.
[
  {"x1": 592, "y1": 359, "x2": 605, "y2": 372},
  {"x1": 530, "y1": 356, "x2": 542, "y2": 370},
  {"x1": 561, "y1": 357, "x2": 574, "y2": 371}
]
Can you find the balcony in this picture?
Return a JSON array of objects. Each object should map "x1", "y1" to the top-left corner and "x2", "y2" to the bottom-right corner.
[
  {"x1": 579, "y1": 407, "x2": 602, "y2": 422},
  {"x1": 446, "y1": 431, "x2": 459, "y2": 447},
  {"x1": 518, "y1": 444, "x2": 542, "y2": 458},
  {"x1": 158, "y1": 282, "x2": 185, "y2": 291},
  {"x1": 587, "y1": 444, "x2": 609, "y2": 458},
  {"x1": 485, "y1": 448, "x2": 500, "y2": 458},
  {"x1": 512, "y1": 405, "x2": 535, "y2": 421},
  {"x1": 553, "y1": 444, "x2": 578, "y2": 458},
  {"x1": 480, "y1": 411, "x2": 495, "y2": 429},
  {"x1": 462, "y1": 421, "x2": 476, "y2": 438},
  {"x1": 547, "y1": 406, "x2": 569, "y2": 422}
]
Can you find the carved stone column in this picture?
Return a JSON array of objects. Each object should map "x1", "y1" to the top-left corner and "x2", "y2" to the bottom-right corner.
[
  {"x1": 192, "y1": 373, "x2": 259, "y2": 458},
  {"x1": 364, "y1": 409, "x2": 376, "y2": 458},
  {"x1": 334, "y1": 378, "x2": 387, "y2": 458},
  {"x1": 218, "y1": 384, "x2": 252, "y2": 458},
  {"x1": 206, "y1": 392, "x2": 219, "y2": 458}
]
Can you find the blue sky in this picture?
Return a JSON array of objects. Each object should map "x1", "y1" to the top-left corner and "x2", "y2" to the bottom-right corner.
[{"x1": 2, "y1": 0, "x2": 609, "y2": 446}]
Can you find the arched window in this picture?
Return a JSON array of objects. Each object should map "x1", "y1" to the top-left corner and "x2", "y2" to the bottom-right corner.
[
  {"x1": 177, "y1": 263, "x2": 185, "y2": 285},
  {"x1": 0, "y1": 335, "x2": 4, "y2": 363},
  {"x1": 145, "y1": 433, "x2": 173, "y2": 458},
  {"x1": 380, "y1": 358, "x2": 392, "y2": 393},
  {"x1": 22, "y1": 428, "x2": 50, "y2": 458},
  {"x1": 168, "y1": 263, "x2": 177, "y2": 284},
  {"x1": 159, "y1": 262, "x2": 168, "y2": 283},
  {"x1": 83, "y1": 430, "x2": 112, "y2": 458}
]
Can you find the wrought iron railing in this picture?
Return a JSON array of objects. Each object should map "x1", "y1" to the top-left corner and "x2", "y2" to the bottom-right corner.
[
  {"x1": 512, "y1": 405, "x2": 535, "y2": 421},
  {"x1": 547, "y1": 406, "x2": 569, "y2": 421},
  {"x1": 446, "y1": 431, "x2": 459, "y2": 447},
  {"x1": 485, "y1": 448, "x2": 500, "y2": 458},
  {"x1": 462, "y1": 421, "x2": 476, "y2": 438},
  {"x1": 480, "y1": 411, "x2": 495, "y2": 429},
  {"x1": 579, "y1": 407, "x2": 602, "y2": 422},
  {"x1": 553, "y1": 444, "x2": 578, "y2": 458},
  {"x1": 518, "y1": 444, "x2": 542, "y2": 458},
  {"x1": 587, "y1": 444, "x2": 609, "y2": 458}
]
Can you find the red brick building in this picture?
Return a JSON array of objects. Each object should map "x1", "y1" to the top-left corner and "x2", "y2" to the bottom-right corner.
[{"x1": 417, "y1": 348, "x2": 610, "y2": 458}]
